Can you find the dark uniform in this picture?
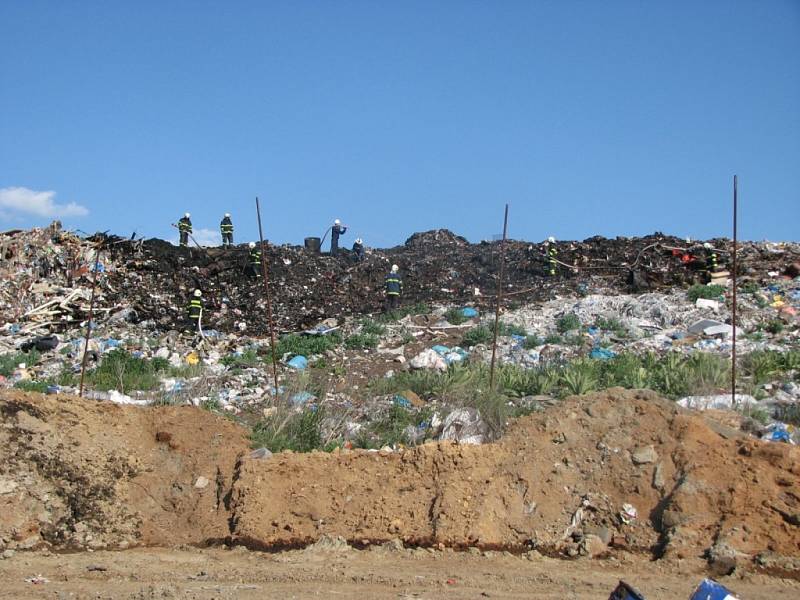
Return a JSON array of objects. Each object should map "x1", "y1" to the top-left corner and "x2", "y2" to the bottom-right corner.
[
  {"x1": 249, "y1": 246, "x2": 262, "y2": 278},
  {"x1": 187, "y1": 296, "x2": 203, "y2": 331},
  {"x1": 178, "y1": 216, "x2": 192, "y2": 247},
  {"x1": 547, "y1": 245, "x2": 558, "y2": 276},
  {"x1": 331, "y1": 223, "x2": 347, "y2": 256},
  {"x1": 352, "y1": 241, "x2": 365, "y2": 262},
  {"x1": 220, "y1": 216, "x2": 234, "y2": 247},
  {"x1": 706, "y1": 250, "x2": 718, "y2": 272},
  {"x1": 384, "y1": 270, "x2": 403, "y2": 311}
]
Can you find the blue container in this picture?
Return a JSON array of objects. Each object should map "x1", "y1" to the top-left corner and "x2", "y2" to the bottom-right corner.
[{"x1": 689, "y1": 579, "x2": 739, "y2": 600}]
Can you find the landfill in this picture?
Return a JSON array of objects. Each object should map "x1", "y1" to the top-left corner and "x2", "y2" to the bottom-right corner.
[{"x1": 1, "y1": 223, "x2": 800, "y2": 580}]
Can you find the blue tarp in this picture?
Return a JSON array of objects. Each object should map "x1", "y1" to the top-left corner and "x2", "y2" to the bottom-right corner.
[
  {"x1": 287, "y1": 355, "x2": 308, "y2": 370},
  {"x1": 590, "y1": 347, "x2": 617, "y2": 360}
]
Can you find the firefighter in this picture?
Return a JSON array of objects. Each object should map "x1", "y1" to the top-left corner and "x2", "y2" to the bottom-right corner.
[
  {"x1": 546, "y1": 236, "x2": 558, "y2": 276},
  {"x1": 352, "y1": 238, "x2": 365, "y2": 262},
  {"x1": 330, "y1": 219, "x2": 347, "y2": 256},
  {"x1": 384, "y1": 264, "x2": 403, "y2": 311},
  {"x1": 178, "y1": 213, "x2": 192, "y2": 247},
  {"x1": 248, "y1": 242, "x2": 261, "y2": 278},
  {"x1": 220, "y1": 213, "x2": 234, "y2": 247},
  {"x1": 187, "y1": 289, "x2": 203, "y2": 331},
  {"x1": 704, "y1": 243, "x2": 719, "y2": 272}
]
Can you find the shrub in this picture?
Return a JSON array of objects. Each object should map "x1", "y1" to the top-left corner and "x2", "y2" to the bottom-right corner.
[
  {"x1": 560, "y1": 360, "x2": 598, "y2": 396},
  {"x1": 13, "y1": 380, "x2": 50, "y2": 393},
  {"x1": 523, "y1": 335, "x2": 542, "y2": 349},
  {"x1": 498, "y1": 322, "x2": 527, "y2": 337},
  {"x1": 221, "y1": 347, "x2": 261, "y2": 368},
  {"x1": 544, "y1": 334, "x2": 562, "y2": 345},
  {"x1": 765, "y1": 320, "x2": 784, "y2": 335},
  {"x1": 360, "y1": 319, "x2": 387, "y2": 335},
  {"x1": 594, "y1": 317, "x2": 627, "y2": 338},
  {"x1": 556, "y1": 313, "x2": 580, "y2": 333},
  {"x1": 687, "y1": 284, "x2": 725, "y2": 302},
  {"x1": 345, "y1": 333, "x2": 379, "y2": 350}
]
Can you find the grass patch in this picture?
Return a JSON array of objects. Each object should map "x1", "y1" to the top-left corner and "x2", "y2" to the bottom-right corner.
[
  {"x1": 0, "y1": 350, "x2": 41, "y2": 377},
  {"x1": 556, "y1": 313, "x2": 581, "y2": 333},
  {"x1": 13, "y1": 380, "x2": 50, "y2": 393},
  {"x1": 462, "y1": 325, "x2": 493, "y2": 346},
  {"x1": 345, "y1": 333, "x2": 379, "y2": 350},
  {"x1": 360, "y1": 319, "x2": 387, "y2": 335},
  {"x1": 273, "y1": 332, "x2": 341, "y2": 358},
  {"x1": 221, "y1": 347, "x2": 261, "y2": 368},
  {"x1": 498, "y1": 322, "x2": 527, "y2": 337},
  {"x1": 444, "y1": 308, "x2": 468, "y2": 325},
  {"x1": 376, "y1": 302, "x2": 431, "y2": 323},
  {"x1": 523, "y1": 335, "x2": 542, "y2": 349},
  {"x1": 251, "y1": 408, "x2": 327, "y2": 453},
  {"x1": 687, "y1": 284, "x2": 726, "y2": 302},
  {"x1": 594, "y1": 316, "x2": 627, "y2": 338},
  {"x1": 83, "y1": 349, "x2": 170, "y2": 393}
]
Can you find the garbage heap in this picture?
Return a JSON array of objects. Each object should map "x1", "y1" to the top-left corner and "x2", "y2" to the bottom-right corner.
[{"x1": 3, "y1": 225, "x2": 797, "y2": 338}]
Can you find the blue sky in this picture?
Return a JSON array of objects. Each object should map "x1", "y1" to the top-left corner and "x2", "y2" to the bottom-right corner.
[{"x1": 1, "y1": 1, "x2": 798, "y2": 246}]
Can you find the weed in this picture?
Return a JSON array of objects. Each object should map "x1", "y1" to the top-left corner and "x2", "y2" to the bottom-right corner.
[
  {"x1": 563, "y1": 334, "x2": 585, "y2": 347},
  {"x1": 544, "y1": 334, "x2": 562, "y2": 345},
  {"x1": 560, "y1": 360, "x2": 598, "y2": 396},
  {"x1": 200, "y1": 398, "x2": 223, "y2": 412},
  {"x1": 523, "y1": 335, "x2": 542, "y2": 349},
  {"x1": 13, "y1": 380, "x2": 50, "y2": 393},
  {"x1": 687, "y1": 284, "x2": 726, "y2": 302},
  {"x1": 765, "y1": 320, "x2": 784, "y2": 335},
  {"x1": 360, "y1": 319, "x2": 387, "y2": 335},
  {"x1": 400, "y1": 330, "x2": 416, "y2": 345},
  {"x1": 498, "y1": 322, "x2": 527, "y2": 337},
  {"x1": 83, "y1": 349, "x2": 169, "y2": 393},
  {"x1": 221, "y1": 347, "x2": 261, "y2": 368},
  {"x1": 684, "y1": 352, "x2": 729, "y2": 395},
  {"x1": 444, "y1": 308, "x2": 468, "y2": 325},
  {"x1": 273, "y1": 333, "x2": 341, "y2": 358},
  {"x1": 740, "y1": 281, "x2": 759, "y2": 294},
  {"x1": 462, "y1": 325, "x2": 493, "y2": 347},
  {"x1": 345, "y1": 333, "x2": 379, "y2": 350},
  {"x1": 0, "y1": 350, "x2": 41, "y2": 377},
  {"x1": 556, "y1": 313, "x2": 581, "y2": 333},
  {"x1": 594, "y1": 316, "x2": 627, "y2": 338},
  {"x1": 376, "y1": 302, "x2": 431, "y2": 323},
  {"x1": 251, "y1": 407, "x2": 325, "y2": 452}
]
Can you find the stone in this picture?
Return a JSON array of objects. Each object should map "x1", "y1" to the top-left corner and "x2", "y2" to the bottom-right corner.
[
  {"x1": 584, "y1": 526, "x2": 612, "y2": 545},
  {"x1": 631, "y1": 445, "x2": 658, "y2": 465},
  {"x1": 194, "y1": 476, "x2": 210, "y2": 489},
  {"x1": 249, "y1": 448, "x2": 273, "y2": 460},
  {"x1": 1, "y1": 549, "x2": 15, "y2": 559},
  {"x1": 0, "y1": 477, "x2": 18, "y2": 495},
  {"x1": 581, "y1": 534, "x2": 607, "y2": 558}
]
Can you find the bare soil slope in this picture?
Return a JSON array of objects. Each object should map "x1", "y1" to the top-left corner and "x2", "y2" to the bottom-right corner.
[
  {"x1": 0, "y1": 390, "x2": 249, "y2": 550},
  {"x1": 231, "y1": 389, "x2": 800, "y2": 566}
]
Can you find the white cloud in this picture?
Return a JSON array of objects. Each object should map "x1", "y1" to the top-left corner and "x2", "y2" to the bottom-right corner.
[
  {"x1": 171, "y1": 228, "x2": 222, "y2": 247},
  {"x1": 0, "y1": 186, "x2": 89, "y2": 219}
]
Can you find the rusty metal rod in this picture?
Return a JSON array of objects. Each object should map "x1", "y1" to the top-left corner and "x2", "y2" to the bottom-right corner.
[
  {"x1": 489, "y1": 204, "x2": 509, "y2": 389},
  {"x1": 732, "y1": 175, "x2": 738, "y2": 407},
  {"x1": 79, "y1": 244, "x2": 102, "y2": 397},
  {"x1": 255, "y1": 197, "x2": 280, "y2": 399}
]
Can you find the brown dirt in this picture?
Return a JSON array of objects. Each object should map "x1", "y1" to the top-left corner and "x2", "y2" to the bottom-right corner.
[
  {"x1": 0, "y1": 390, "x2": 249, "y2": 550},
  {"x1": 2, "y1": 388, "x2": 800, "y2": 583},
  {"x1": 231, "y1": 388, "x2": 800, "y2": 568},
  {"x1": 1, "y1": 544, "x2": 799, "y2": 600}
]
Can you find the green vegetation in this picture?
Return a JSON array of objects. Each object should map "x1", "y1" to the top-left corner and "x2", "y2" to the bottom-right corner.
[
  {"x1": 740, "y1": 281, "x2": 760, "y2": 295},
  {"x1": 13, "y1": 380, "x2": 50, "y2": 393},
  {"x1": 376, "y1": 302, "x2": 431, "y2": 323},
  {"x1": 359, "y1": 319, "x2": 387, "y2": 336},
  {"x1": 272, "y1": 332, "x2": 342, "y2": 358},
  {"x1": 0, "y1": 350, "x2": 40, "y2": 377},
  {"x1": 357, "y1": 404, "x2": 435, "y2": 448},
  {"x1": 444, "y1": 308, "x2": 468, "y2": 325},
  {"x1": 498, "y1": 322, "x2": 527, "y2": 337},
  {"x1": 544, "y1": 333, "x2": 562, "y2": 345},
  {"x1": 251, "y1": 407, "x2": 330, "y2": 453},
  {"x1": 83, "y1": 349, "x2": 170, "y2": 393},
  {"x1": 556, "y1": 313, "x2": 581, "y2": 333},
  {"x1": 345, "y1": 333, "x2": 379, "y2": 350},
  {"x1": 523, "y1": 335, "x2": 542, "y2": 349},
  {"x1": 765, "y1": 320, "x2": 784, "y2": 335},
  {"x1": 594, "y1": 316, "x2": 627, "y2": 338},
  {"x1": 220, "y1": 347, "x2": 261, "y2": 368},
  {"x1": 462, "y1": 325, "x2": 493, "y2": 347},
  {"x1": 687, "y1": 284, "x2": 726, "y2": 302}
]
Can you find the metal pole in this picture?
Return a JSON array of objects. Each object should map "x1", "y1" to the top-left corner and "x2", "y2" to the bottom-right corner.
[
  {"x1": 79, "y1": 245, "x2": 102, "y2": 397},
  {"x1": 731, "y1": 175, "x2": 738, "y2": 407},
  {"x1": 489, "y1": 204, "x2": 509, "y2": 389},
  {"x1": 255, "y1": 197, "x2": 280, "y2": 399}
]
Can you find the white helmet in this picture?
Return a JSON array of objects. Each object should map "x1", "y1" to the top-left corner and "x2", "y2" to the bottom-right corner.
[
  {"x1": 185, "y1": 212, "x2": 191, "y2": 218},
  {"x1": 224, "y1": 213, "x2": 230, "y2": 218},
  {"x1": 334, "y1": 219, "x2": 341, "y2": 225},
  {"x1": 355, "y1": 238, "x2": 362, "y2": 244},
  {"x1": 193, "y1": 289, "x2": 202, "y2": 297},
  {"x1": 391, "y1": 264, "x2": 399, "y2": 273},
  {"x1": 703, "y1": 242, "x2": 713, "y2": 249},
  {"x1": 548, "y1": 236, "x2": 555, "y2": 243},
  {"x1": 249, "y1": 242, "x2": 256, "y2": 248}
]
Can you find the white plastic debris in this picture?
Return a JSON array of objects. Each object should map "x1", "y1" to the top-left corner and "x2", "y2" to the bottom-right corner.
[
  {"x1": 409, "y1": 348, "x2": 447, "y2": 371},
  {"x1": 676, "y1": 394, "x2": 757, "y2": 411},
  {"x1": 695, "y1": 298, "x2": 720, "y2": 312},
  {"x1": 440, "y1": 408, "x2": 488, "y2": 445},
  {"x1": 620, "y1": 503, "x2": 638, "y2": 524}
]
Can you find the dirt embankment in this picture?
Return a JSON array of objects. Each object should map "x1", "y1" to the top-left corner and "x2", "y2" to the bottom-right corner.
[
  {"x1": 2, "y1": 389, "x2": 799, "y2": 574},
  {"x1": 0, "y1": 390, "x2": 249, "y2": 550}
]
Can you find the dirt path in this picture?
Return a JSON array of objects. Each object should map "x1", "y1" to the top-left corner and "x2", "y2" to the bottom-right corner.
[{"x1": 2, "y1": 545, "x2": 798, "y2": 600}]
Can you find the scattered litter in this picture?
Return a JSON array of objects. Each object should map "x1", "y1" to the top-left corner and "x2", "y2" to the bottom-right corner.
[
  {"x1": 409, "y1": 349, "x2": 447, "y2": 371},
  {"x1": 287, "y1": 355, "x2": 308, "y2": 370},
  {"x1": 676, "y1": 394, "x2": 756, "y2": 411},
  {"x1": 620, "y1": 503, "x2": 638, "y2": 524},
  {"x1": 440, "y1": 408, "x2": 487, "y2": 445},
  {"x1": 689, "y1": 579, "x2": 740, "y2": 600}
]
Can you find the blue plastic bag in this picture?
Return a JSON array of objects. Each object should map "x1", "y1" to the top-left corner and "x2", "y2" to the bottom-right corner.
[
  {"x1": 393, "y1": 394, "x2": 412, "y2": 409},
  {"x1": 431, "y1": 345, "x2": 450, "y2": 356},
  {"x1": 461, "y1": 307, "x2": 478, "y2": 318},
  {"x1": 287, "y1": 355, "x2": 308, "y2": 370},
  {"x1": 689, "y1": 579, "x2": 740, "y2": 600},
  {"x1": 590, "y1": 347, "x2": 616, "y2": 360}
]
